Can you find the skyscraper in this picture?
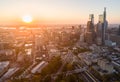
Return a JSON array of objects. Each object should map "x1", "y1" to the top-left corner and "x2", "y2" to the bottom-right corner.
[
  {"x1": 102, "y1": 7, "x2": 108, "y2": 45},
  {"x1": 87, "y1": 14, "x2": 94, "y2": 32},
  {"x1": 99, "y1": 15, "x2": 104, "y2": 23},
  {"x1": 96, "y1": 8, "x2": 108, "y2": 45},
  {"x1": 96, "y1": 15, "x2": 103, "y2": 45},
  {"x1": 89, "y1": 14, "x2": 94, "y2": 24},
  {"x1": 85, "y1": 14, "x2": 95, "y2": 44}
]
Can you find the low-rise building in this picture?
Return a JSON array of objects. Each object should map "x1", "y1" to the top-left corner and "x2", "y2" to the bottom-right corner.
[
  {"x1": 97, "y1": 59, "x2": 114, "y2": 74},
  {"x1": 0, "y1": 61, "x2": 9, "y2": 77},
  {"x1": 105, "y1": 40, "x2": 116, "y2": 47}
]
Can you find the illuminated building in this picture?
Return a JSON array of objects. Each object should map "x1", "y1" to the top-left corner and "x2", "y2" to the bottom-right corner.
[
  {"x1": 96, "y1": 8, "x2": 108, "y2": 45},
  {"x1": 85, "y1": 14, "x2": 95, "y2": 44}
]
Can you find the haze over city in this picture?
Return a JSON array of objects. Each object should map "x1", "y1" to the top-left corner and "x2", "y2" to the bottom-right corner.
[
  {"x1": 0, "y1": 0, "x2": 120, "y2": 24},
  {"x1": 0, "y1": 0, "x2": 120, "y2": 82}
]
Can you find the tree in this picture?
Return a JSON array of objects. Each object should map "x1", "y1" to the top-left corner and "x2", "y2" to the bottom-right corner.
[
  {"x1": 43, "y1": 75, "x2": 51, "y2": 82},
  {"x1": 41, "y1": 56, "x2": 62, "y2": 77}
]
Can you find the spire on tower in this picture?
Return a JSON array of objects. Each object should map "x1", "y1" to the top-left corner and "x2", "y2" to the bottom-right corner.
[
  {"x1": 104, "y1": 7, "x2": 106, "y2": 12},
  {"x1": 104, "y1": 7, "x2": 106, "y2": 21}
]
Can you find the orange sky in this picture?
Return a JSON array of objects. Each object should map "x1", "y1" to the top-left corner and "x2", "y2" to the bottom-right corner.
[{"x1": 0, "y1": 0, "x2": 120, "y2": 25}]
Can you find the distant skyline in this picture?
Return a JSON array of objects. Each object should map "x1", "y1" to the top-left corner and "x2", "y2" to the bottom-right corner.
[{"x1": 0, "y1": 0, "x2": 120, "y2": 24}]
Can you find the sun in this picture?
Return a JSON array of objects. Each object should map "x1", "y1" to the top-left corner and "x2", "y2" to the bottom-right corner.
[{"x1": 22, "y1": 15, "x2": 32, "y2": 23}]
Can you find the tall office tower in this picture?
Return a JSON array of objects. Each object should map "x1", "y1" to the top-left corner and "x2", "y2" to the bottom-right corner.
[
  {"x1": 89, "y1": 14, "x2": 94, "y2": 24},
  {"x1": 85, "y1": 14, "x2": 95, "y2": 44},
  {"x1": 96, "y1": 15, "x2": 103, "y2": 45},
  {"x1": 87, "y1": 14, "x2": 94, "y2": 32},
  {"x1": 103, "y1": 7, "x2": 108, "y2": 45},
  {"x1": 96, "y1": 8, "x2": 108, "y2": 45},
  {"x1": 97, "y1": 15, "x2": 103, "y2": 34},
  {"x1": 87, "y1": 21, "x2": 93, "y2": 32}
]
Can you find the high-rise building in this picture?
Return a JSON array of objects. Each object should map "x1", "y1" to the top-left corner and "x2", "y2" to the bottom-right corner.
[
  {"x1": 99, "y1": 15, "x2": 104, "y2": 23},
  {"x1": 96, "y1": 15, "x2": 103, "y2": 45},
  {"x1": 85, "y1": 14, "x2": 95, "y2": 44},
  {"x1": 87, "y1": 14, "x2": 94, "y2": 32},
  {"x1": 96, "y1": 8, "x2": 108, "y2": 45},
  {"x1": 89, "y1": 14, "x2": 94, "y2": 24},
  {"x1": 103, "y1": 7, "x2": 108, "y2": 45},
  {"x1": 97, "y1": 15, "x2": 103, "y2": 36},
  {"x1": 87, "y1": 21, "x2": 92, "y2": 32}
]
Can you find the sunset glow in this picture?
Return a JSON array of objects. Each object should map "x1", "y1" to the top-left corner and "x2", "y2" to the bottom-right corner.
[
  {"x1": 0, "y1": 0, "x2": 120, "y2": 82},
  {"x1": 22, "y1": 15, "x2": 32, "y2": 23},
  {"x1": 0, "y1": 0, "x2": 120, "y2": 24}
]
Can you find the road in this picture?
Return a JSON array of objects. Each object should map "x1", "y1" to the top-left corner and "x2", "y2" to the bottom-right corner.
[{"x1": 75, "y1": 54, "x2": 101, "y2": 82}]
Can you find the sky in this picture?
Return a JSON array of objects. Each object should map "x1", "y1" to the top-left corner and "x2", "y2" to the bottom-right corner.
[{"x1": 0, "y1": 0, "x2": 120, "y2": 24}]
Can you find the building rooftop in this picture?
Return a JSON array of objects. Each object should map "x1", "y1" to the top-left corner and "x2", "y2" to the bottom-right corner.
[{"x1": 0, "y1": 61, "x2": 9, "y2": 72}]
